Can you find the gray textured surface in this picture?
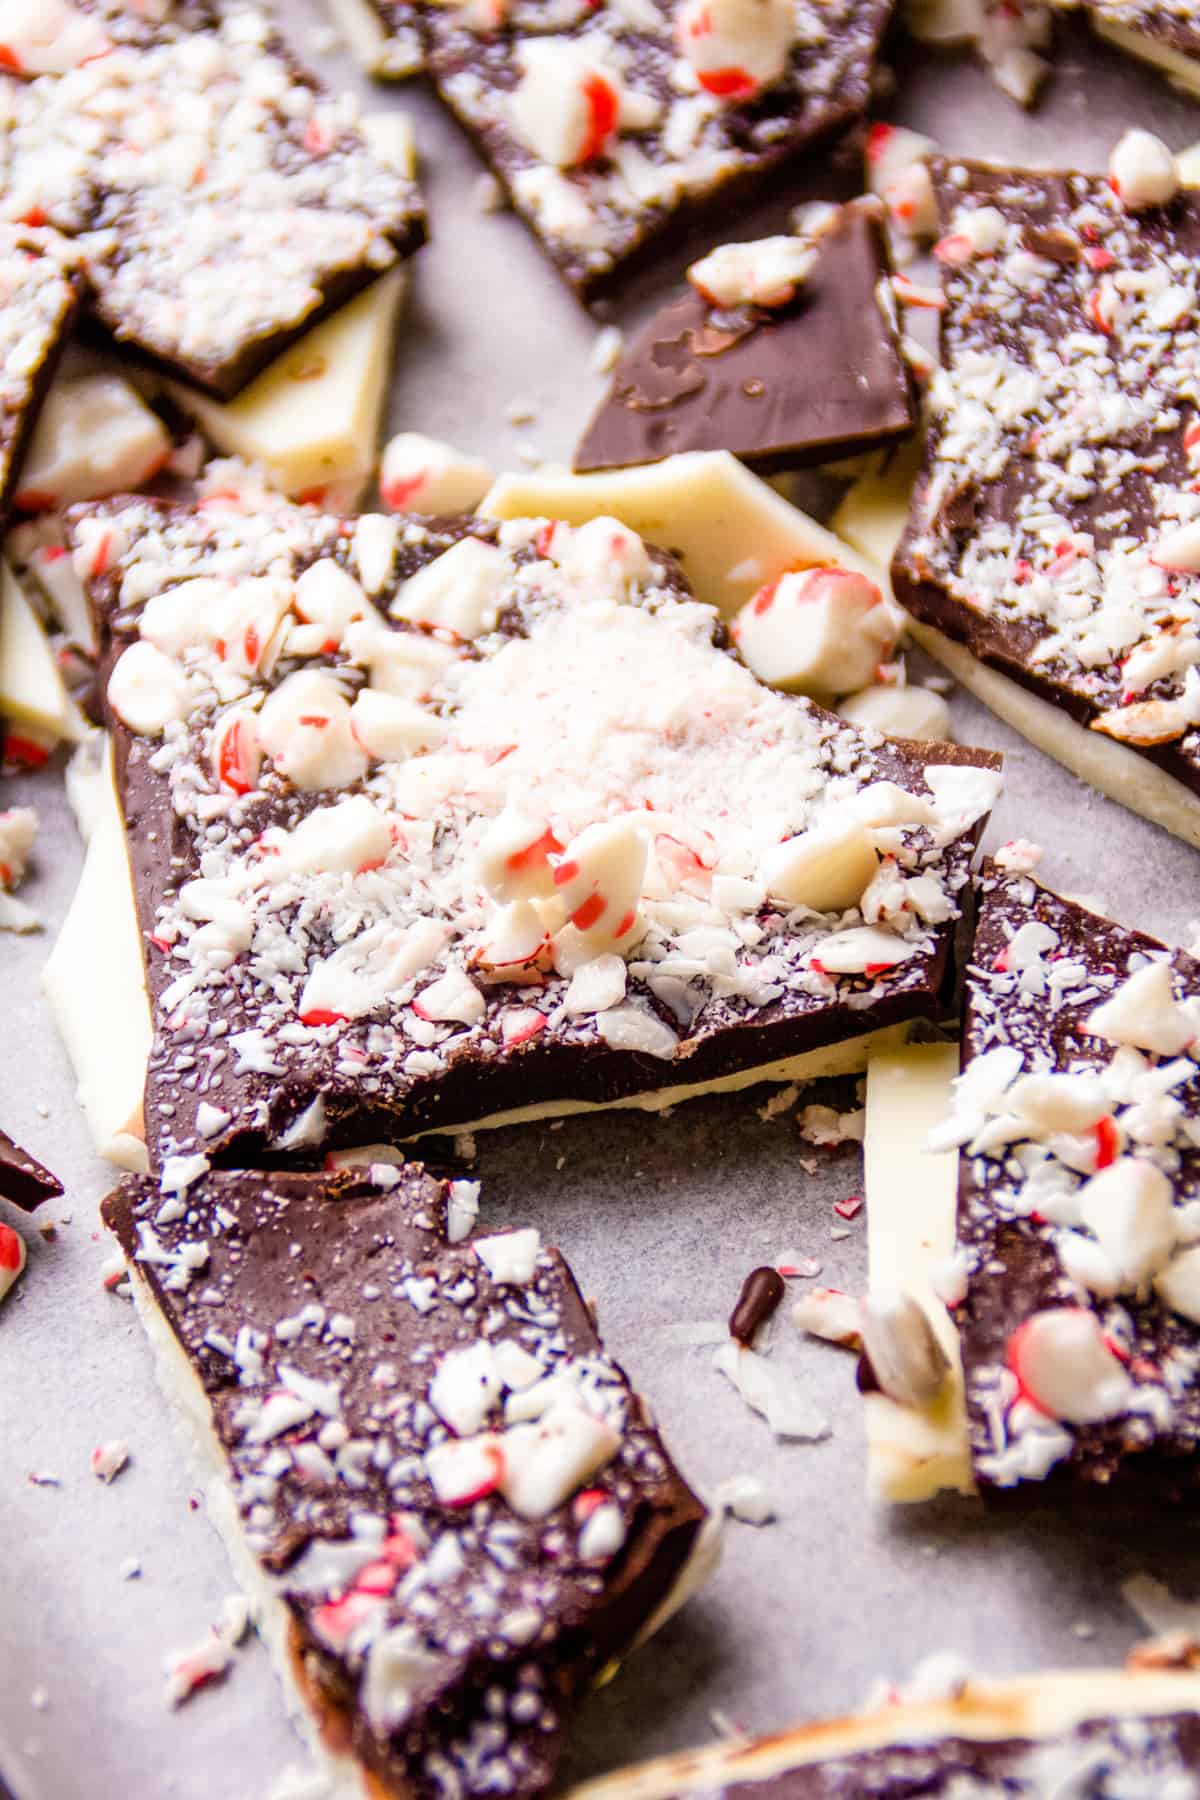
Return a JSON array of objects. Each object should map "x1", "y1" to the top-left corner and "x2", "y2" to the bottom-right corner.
[{"x1": 5, "y1": 9, "x2": 1200, "y2": 1799}]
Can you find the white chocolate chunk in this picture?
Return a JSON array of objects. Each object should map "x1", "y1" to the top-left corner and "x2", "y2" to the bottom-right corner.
[
  {"x1": 168, "y1": 269, "x2": 406, "y2": 501},
  {"x1": 379, "y1": 433, "x2": 494, "y2": 515},
  {"x1": 733, "y1": 567, "x2": 899, "y2": 698},
  {"x1": 838, "y1": 683, "x2": 951, "y2": 741},
  {"x1": 429, "y1": 1342, "x2": 503, "y2": 1436},
  {"x1": 1109, "y1": 128, "x2": 1180, "y2": 211},
  {"x1": 687, "y1": 238, "x2": 815, "y2": 310},
  {"x1": 14, "y1": 374, "x2": 169, "y2": 510},
  {"x1": 501, "y1": 1403, "x2": 620, "y2": 1519},
  {"x1": 42, "y1": 737, "x2": 151, "y2": 1172},
  {"x1": 863, "y1": 1043, "x2": 972, "y2": 1503},
  {"x1": 0, "y1": 561, "x2": 85, "y2": 743},
  {"x1": 675, "y1": 0, "x2": 794, "y2": 98},
  {"x1": 480, "y1": 453, "x2": 888, "y2": 620},
  {"x1": 390, "y1": 537, "x2": 511, "y2": 637},
  {"x1": 359, "y1": 112, "x2": 418, "y2": 180},
  {"x1": 349, "y1": 688, "x2": 444, "y2": 760},
  {"x1": 865, "y1": 123, "x2": 938, "y2": 241},
  {"x1": 294, "y1": 560, "x2": 374, "y2": 638},
  {"x1": 760, "y1": 819, "x2": 878, "y2": 912}
]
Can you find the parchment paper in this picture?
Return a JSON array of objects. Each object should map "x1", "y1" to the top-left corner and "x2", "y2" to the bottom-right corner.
[{"x1": 5, "y1": 11, "x2": 1200, "y2": 1797}]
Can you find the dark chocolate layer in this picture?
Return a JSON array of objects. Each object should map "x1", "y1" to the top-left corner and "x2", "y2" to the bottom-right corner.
[
  {"x1": 0, "y1": 1130, "x2": 63, "y2": 1213},
  {"x1": 575, "y1": 203, "x2": 913, "y2": 475}
]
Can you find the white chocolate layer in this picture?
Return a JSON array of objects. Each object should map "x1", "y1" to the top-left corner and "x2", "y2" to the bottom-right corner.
[
  {"x1": 910, "y1": 619, "x2": 1200, "y2": 850},
  {"x1": 42, "y1": 737, "x2": 152, "y2": 1172},
  {"x1": 406, "y1": 1023, "x2": 914, "y2": 1140},
  {"x1": 829, "y1": 446, "x2": 917, "y2": 580},
  {"x1": 480, "y1": 453, "x2": 884, "y2": 621},
  {"x1": 863, "y1": 1042, "x2": 972, "y2": 1502},
  {"x1": 324, "y1": 0, "x2": 423, "y2": 76},
  {"x1": 569, "y1": 1667, "x2": 1200, "y2": 1800},
  {"x1": 0, "y1": 560, "x2": 85, "y2": 742},
  {"x1": 168, "y1": 267, "x2": 406, "y2": 501},
  {"x1": 1093, "y1": 16, "x2": 1200, "y2": 96}
]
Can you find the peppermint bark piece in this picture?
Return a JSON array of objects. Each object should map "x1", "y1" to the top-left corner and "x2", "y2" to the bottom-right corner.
[
  {"x1": 945, "y1": 865, "x2": 1200, "y2": 1502},
  {"x1": 575, "y1": 201, "x2": 914, "y2": 476},
  {"x1": 0, "y1": 1129, "x2": 62, "y2": 1212},
  {"x1": 420, "y1": 0, "x2": 890, "y2": 299},
  {"x1": 101, "y1": 1165, "x2": 706, "y2": 1800},
  {"x1": 76, "y1": 492, "x2": 1000, "y2": 1173},
  {"x1": 0, "y1": 3, "x2": 424, "y2": 399},
  {"x1": 893, "y1": 153, "x2": 1200, "y2": 842},
  {"x1": 0, "y1": 227, "x2": 82, "y2": 534},
  {"x1": 1064, "y1": 1, "x2": 1200, "y2": 93},
  {"x1": 570, "y1": 1668, "x2": 1200, "y2": 1800}
]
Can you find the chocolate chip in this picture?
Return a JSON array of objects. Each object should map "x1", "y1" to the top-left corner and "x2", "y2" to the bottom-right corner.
[{"x1": 729, "y1": 1266, "x2": 785, "y2": 1345}]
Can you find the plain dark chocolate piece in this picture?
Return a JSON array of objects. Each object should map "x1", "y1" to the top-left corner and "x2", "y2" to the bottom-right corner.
[
  {"x1": 76, "y1": 492, "x2": 999, "y2": 1175},
  {"x1": 575, "y1": 203, "x2": 914, "y2": 475},
  {"x1": 0, "y1": 1130, "x2": 63, "y2": 1213},
  {"x1": 957, "y1": 865, "x2": 1200, "y2": 1505},
  {"x1": 102, "y1": 1165, "x2": 705, "y2": 1800},
  {"x1": 0, "y1": 4, "x2": 424, "y2": 399},
  {"x1": 420, "y1": 0, "x2": 891, "y2": 300},
  {"x1": 728, "y1": 1266, "x2": 785, "y2": 1343},
  {"x1": 893, "y1": 157, "x2": 1200, "y2": 807}
]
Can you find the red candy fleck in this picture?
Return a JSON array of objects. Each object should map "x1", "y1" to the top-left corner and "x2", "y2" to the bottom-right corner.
[
  {"x1": 570, "y1": 893, "x2": 606, "y2": 931},
  {"x1": 1093, "y1": 1115, "x2": 1120, "y2": 1169},
  {"x1": 834, "y1": 1195, "x2": 863, "y2": 1220},
  {"x1": 300, "y1": 1009, "x2": 346, "y2": 1027},
  {"x1": 0, "y1": 1224, "x2": 22, "y2": 1272},
  {"x1": 579, "y1": 73, "x2": 619, "y2": 162},
  {"x1": 382, "y1": 473, "x2": 426, "y2": 510},
  {"x1": 697, "y1": 65, "x2": 757, "y2": 97},
  {"x1": 865, "y1": 122, "x2": 895, "y2": 164}
]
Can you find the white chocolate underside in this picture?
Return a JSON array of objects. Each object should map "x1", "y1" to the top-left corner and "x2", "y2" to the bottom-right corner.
[
  {"x1": 863, "y1": 1042, "x2": 972, "y2": 1503},
  {"x1": 1092, "y1": 16, "x2": 1200, "y2": 96},
  {"x1": 0, "y1": 559, "x2": 85, "y2": 742}
]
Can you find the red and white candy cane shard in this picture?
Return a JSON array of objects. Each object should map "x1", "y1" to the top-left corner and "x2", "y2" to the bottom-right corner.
[
  {"x1": 475, "y1": 808, "x2": 563, "y2": 903},
  {"x1": 211, "y1": 704, "x2": 261, "y2": 795},
  {"x1": 687, "y1": 237, "x2": 815, "y2": 310},
  {"x1": 256, "y1": 670, "x2": 369, "y2": 792},
  {"x1": 1006, "y1": 1307, "x2": 1133, "y2": 1424},
  {"x1": 107, "y1": 640, "x2": 194, "y2": 736},
  {"x1": 424, "y1": 1433, "x2": 505, "y2": 1507},
  {"x1": 379, "y1": 433, "x2": 495, "y2": 516},
  {"x1": 675, "y1": 0, "x2": 793, "y2": 98},
  {"x1": 551, "y1": 817, "x2": 647, "y2": 947},
  {"x1": 510, "y1": 42, "x2": 622, "y2": 167},
  {"x1": 0, "y1": 1220, "x2": 26, "y2": 1302},
  {"x1": 471, "y1": 900, "x2": 550, "y2": 980},
  {"x1": 0, "y1": 0, "x2": 110, "y2": 74},
  {"x1": 733, "y1": 565, "x2": 897, "y2": 698}
]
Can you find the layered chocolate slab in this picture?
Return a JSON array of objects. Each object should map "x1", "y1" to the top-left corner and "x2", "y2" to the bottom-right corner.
[
  {"x1": 0, "y1": 2, "x2": 424, "y2": 398},
  {"x1": 418, "y1": 0, "x2": 890, "y2": 298},
  {"x1": 102, "y1": 1164, "x2": 705, "y2": 1799},
  {"x1": 942, "y1": 864, "x2": 1200, "y2": 1501},
  {"x1": 1071, "y1": 1, "x2": 1200, "y2": 88},
  {"x1": 575, "y1": 202, "x2": 913, "y2": 476},
  {"x1": 0, "y1": 1130, "x2": 62, "y2": 1212},
  {"x1": 76, "y1": 492, "x2": 999, "y2": 1173},
  {"x1": 570, "y1": 1669, "x2": 1200, "y2": 1799},
  {"x1": 893, "y1": 157, "x2": 1200, "y2": 812},
  {"x1": 0, "y1": 227, "x2": 82, "y2": 533}
]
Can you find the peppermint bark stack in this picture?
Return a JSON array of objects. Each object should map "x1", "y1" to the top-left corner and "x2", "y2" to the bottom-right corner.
[
  {"x1": 74, "y1": 493, "x2": 999, "y2": 1174},
  {"x1": 368, "y1": 0, "x2": 890, "y2": 295},
  {"x1": 893, "y1": 148, "x2": 1200, "y2": 836},
  {"x1": 940, "y1": 864, "x2": 1200, "y2": 1501},
  {"x1": 102, "y1": 1164, "x2": 706, "y2": 1799},
  {"x1": 0, "y1": 0, "x2": 424, "y2": 397}
]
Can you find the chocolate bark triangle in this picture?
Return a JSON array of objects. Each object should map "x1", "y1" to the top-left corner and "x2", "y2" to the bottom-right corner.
[
  {"x1": 0, "y1": 227, "x2": 81, "y2": 535},
  {"x1": 575, "y1": 203, "x2": 914, "y2": 476},
  {"x1": 0, "y1": 1129, "x2": 62, "y2": 1212},
  {"x1": 74, "y1": 491, "x2": 999, "y2": 1174},
  {"x1": 892, "y1": 154, "x2": 1200, "y2": 845},
  {"x1": 101, "y1": 1163, "x2": 707, "y2": 1800},
  {"x1": 0, "y1": 5, "x2": 424, "y2": 398},
  {"x1": 942, "y1": 861, "x2": 1200, "y2": 1504}
]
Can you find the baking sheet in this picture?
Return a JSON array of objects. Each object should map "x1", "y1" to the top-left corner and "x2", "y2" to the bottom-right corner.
[{"x1": 7, "y1": 10, "x2": 1200, "y2": 1797}]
